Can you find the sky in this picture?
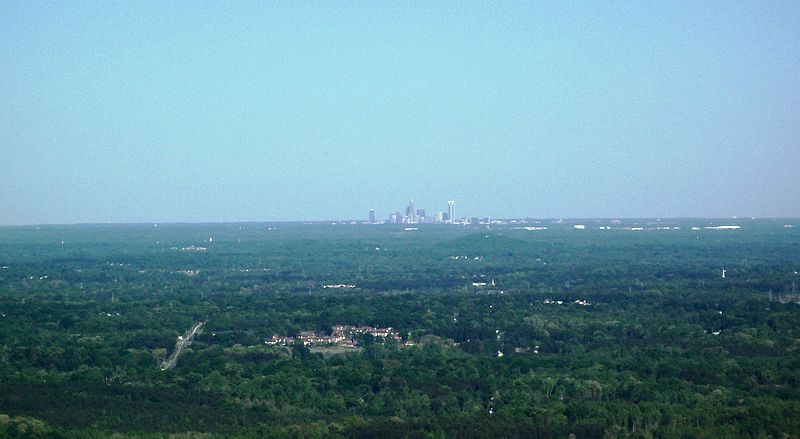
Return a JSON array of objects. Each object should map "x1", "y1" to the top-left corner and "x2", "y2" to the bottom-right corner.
[{"x1": 1, "y1": 1, "x2": 799, "y2": 225}]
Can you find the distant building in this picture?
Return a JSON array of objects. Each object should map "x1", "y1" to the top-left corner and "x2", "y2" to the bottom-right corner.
[
  {"x1": 447, "y1": 201, "x2": 455, "y2": 224},
  {"x1": 435, "y1": 211, "x2": 444, "y2": 223},
  {"x1": 267, "y1": 325, "x2": 400, "y2": 348},
  {"x1": 369, "y1": 209, "x2": 375, "y2": 224},
  {"x1": 406, "y1": 200, "x2": 417, "y2": 223}
]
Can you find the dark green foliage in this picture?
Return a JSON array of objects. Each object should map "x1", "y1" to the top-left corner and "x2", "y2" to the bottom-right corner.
[{"x1": 0, "y1": 220, "x2": 799, "y2": 437}]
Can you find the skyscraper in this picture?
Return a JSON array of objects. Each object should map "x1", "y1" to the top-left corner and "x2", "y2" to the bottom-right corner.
[
  {"x1": 407, "y1": 199, "x2": 417, "y2": 223},
  {"x1": 447, "y1": 200, "x2": 455, "y2": 224},
  {"x1": 369, "y1": 209, "x2": 375, "y2": 224}
]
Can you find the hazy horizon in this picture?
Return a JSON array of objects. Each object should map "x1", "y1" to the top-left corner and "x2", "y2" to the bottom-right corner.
[
  {"x1": 2, "y1": 216, "x2": 798, "y2": 228},
  {"x1": 3, "y1": 2, "x2": 799, "y2": 225}
]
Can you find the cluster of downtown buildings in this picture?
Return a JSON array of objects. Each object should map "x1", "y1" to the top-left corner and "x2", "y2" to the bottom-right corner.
[{"x1": 369, "y1": 199, "x2": 457, "y2": 225}]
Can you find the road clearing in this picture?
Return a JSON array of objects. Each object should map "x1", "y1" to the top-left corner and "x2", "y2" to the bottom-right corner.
[{"x1": 160, "y1": 321, "x2": 205, "y2": 370}]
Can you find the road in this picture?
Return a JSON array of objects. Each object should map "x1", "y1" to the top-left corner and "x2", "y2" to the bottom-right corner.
[{"x1": 160, "y1": 321, "x2": 205, "y2": 370}]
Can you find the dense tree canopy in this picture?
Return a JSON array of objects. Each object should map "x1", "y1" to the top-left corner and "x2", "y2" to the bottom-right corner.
[{"x1": 0, "y1": 220, "x2": 799, "y2": 437}]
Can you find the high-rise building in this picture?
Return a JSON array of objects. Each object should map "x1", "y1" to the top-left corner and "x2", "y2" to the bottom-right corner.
[
  {"x1": 447, "y1": 200, "x2": 455, "y2": 224},
  {"x1": 369, "y1": 209, "x2": 375, "y2": 224},
  {"x1": 407, "y1": 200, "x2": 417, "y2": 223},
  {"x1": 435, "y1": 211, "x2": 444, "y2": 223}
]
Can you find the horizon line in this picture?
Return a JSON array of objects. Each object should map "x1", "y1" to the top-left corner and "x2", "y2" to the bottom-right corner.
[{"x1": 2, "y1": 217, "x2": 798, "y2": 228}]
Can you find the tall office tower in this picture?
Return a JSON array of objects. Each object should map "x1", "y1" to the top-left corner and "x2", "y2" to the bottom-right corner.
[
  {"x1": 369, "y1": 209, "x2": 375, "y2": 224},
  {"x1": 408, "y1": 200, "x2": 417, "y2": 223},
  {"x1": 416, "y1": 209, "x2": 425, "y2": 222},
  {"x1": 435, "y1": 211, "x2": 444, "y2": 223},
  {"x1": 447, "y1": 200, "x2": 455, "y2": 224}
]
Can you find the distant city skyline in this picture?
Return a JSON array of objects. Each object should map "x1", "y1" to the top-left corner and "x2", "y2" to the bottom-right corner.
[
  {"x1": 2, "y1": 3, "x2": 799, "y2": 225},
  {"x1": 3, "y1": 194, "x2": 800, "y2": 227},
  {"x1": 377, "y1": 199, "x2": 455, "y2": 224}
]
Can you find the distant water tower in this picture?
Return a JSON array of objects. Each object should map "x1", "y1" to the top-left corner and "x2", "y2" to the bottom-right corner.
[{"x1": 447, "y1": 200, "x2": 455, "y2": 224}]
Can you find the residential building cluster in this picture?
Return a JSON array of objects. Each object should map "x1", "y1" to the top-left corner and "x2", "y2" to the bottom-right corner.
[
  {"x1": 172, "y1": 245, "x2": 207, "y2": 252},
  {"x1": 265, "y1": 325, "x2": 402, "y2": 348},
  {"x1": 543, "y1": 298, "x2": 592, "y2": 306}
]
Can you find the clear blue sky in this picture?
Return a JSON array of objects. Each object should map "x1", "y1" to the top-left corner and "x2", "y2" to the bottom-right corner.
[{"x1": 2, "y1": 1, "x2": 798, "y2": 224}]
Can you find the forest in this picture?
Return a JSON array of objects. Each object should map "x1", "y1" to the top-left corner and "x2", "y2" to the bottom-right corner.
[{"x1": 0, "y1": 219, "x2": 799, "y2": 438}]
